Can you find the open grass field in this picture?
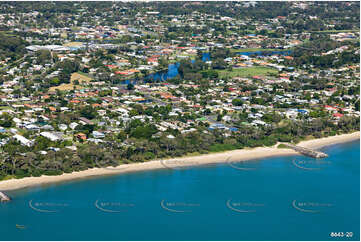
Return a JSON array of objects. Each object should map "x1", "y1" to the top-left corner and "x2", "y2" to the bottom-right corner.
[
  {"x1": 49, "y1": 72, "x2": 93, "y2": 91},
  {"x1": 218, "y1": 66, "x2": 278, "y2": 78}
]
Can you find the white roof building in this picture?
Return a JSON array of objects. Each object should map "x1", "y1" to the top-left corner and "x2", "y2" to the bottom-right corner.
[
  {"x1": 69, "y1": 122, "x2": 79, "y2": 130},
  {"x1": 40, "y1": 132, "x2": 63, "y2": 142},
  {"x1": 92, "y1": 131, "x2": 105, "y2": 139},
  {"x1": 13, "y1": 134, "x2": 33, "y2": 147}
]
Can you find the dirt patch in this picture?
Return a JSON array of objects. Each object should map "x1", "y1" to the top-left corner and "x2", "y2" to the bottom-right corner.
[
  {"x1": 71, "y1": 72, "x2": 92, "y2": 84},
  {"x1": 49, "y1": 72, "x2": 93, "y2": 91}
]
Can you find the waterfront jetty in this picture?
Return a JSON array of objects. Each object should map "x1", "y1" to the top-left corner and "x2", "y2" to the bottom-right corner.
[
  {"x1": 0, "y1": 191, "x2": 11, "y2": 202},
  {"x1": 285, "y1": 144, "x2": 328, "y2": 158}
]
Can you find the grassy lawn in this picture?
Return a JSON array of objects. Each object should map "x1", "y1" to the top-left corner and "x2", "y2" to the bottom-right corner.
[{"x1": 218, "y1": 66, "x2": 278, "y2": 78}]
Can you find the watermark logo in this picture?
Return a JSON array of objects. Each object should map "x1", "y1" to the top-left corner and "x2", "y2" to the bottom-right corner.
[
  {"x1": 292, "y1": 158, "x2": 332, "y2": 171},
  {"x1": 26, "y1": 151, "x2": 65, "y2": 171},
  {"x1": 94, "y1": 158, "x2": 130, "y2": 171},
  {"x1": 226, "y1": 156, "x2": 260, "y2": 171},
  {"x1": 0, "y1": 158, "x2": 6, "y2": 171},
  {"x1": 226, "y1": 199, "x2": 265, "y2": 213},
  {"x1": 29, "y1": 200, "x2": 69, "y2": 213},
  {"x1": 94, "y1": 199, "x2": 135, "y2": 213},
  {"x1": 161, "y1": 73, "x2": 166, "y2": 82},
  {"x1": 29, "y1": 158, "x2": 61, "y2": 171},
  {"x1": 352, "y1": 96, "x2": 359, "y2": 107},
  {"x1": 292, "y1": 200, "x2": 333, "y2": 213},
  {"x1": 160, "y1": 158, "x2": 200, "y2": 170},
  {"x1": 15, "y1": 224, "x2": 26, "y2": 230},
  {"x1": 92, "y1": 152, "x2": 130, "y2": 171},
  {"x1": 160, "y1": 200, "x2": 200, "y2": 213}
]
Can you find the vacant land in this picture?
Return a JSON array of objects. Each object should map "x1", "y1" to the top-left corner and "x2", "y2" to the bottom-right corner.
[
  {"x1": 71, "y1": 72, "x2": 93, "y2": 83},
  {"x1": 218, "y1": 66, "x2": 278, "y2": 78},
  {"x1": 49, "y1": 72, "x2": 93, "y2": 91},
  {"x1": 63, "y1": 42, "x2": 83, "y2": 47}
]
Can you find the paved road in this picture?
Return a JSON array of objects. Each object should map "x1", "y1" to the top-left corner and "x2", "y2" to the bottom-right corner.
[{"x1": 0, "y1": 55, "x2": 27, "y2": 72}]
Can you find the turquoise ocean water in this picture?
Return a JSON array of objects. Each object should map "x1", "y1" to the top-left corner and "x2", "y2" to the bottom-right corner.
[{"x1": 1, "y1": 140, "x2": 359, "y2": 241}]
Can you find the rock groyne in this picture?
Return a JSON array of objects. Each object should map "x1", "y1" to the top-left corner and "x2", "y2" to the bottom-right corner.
[{"x1": 285, "y1": 144, "x2": 328, "y2": 158}]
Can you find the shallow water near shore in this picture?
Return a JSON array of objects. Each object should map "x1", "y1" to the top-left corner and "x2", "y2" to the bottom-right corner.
[{"x1": 1, "y1": 140, "x2": 359, "y2": 241}]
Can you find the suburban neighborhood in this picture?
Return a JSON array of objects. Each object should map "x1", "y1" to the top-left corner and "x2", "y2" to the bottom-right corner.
[{"x1": 0, "y1": 1, "x2": 359, "y2": 177}]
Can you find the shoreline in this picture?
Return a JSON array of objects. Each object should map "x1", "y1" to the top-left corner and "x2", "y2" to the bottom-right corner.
[{"x1": 0, "y1": 131, "x2": 359, "y2": 192}]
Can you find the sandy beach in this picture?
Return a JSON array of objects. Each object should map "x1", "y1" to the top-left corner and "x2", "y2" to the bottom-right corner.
[{"x1": 0, "y1": 131, "x2": 359, "y2": 191}]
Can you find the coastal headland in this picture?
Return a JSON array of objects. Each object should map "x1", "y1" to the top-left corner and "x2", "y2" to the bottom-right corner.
[{"x1": 0, "y1": 132, "x2": 359, "y2": 192}]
